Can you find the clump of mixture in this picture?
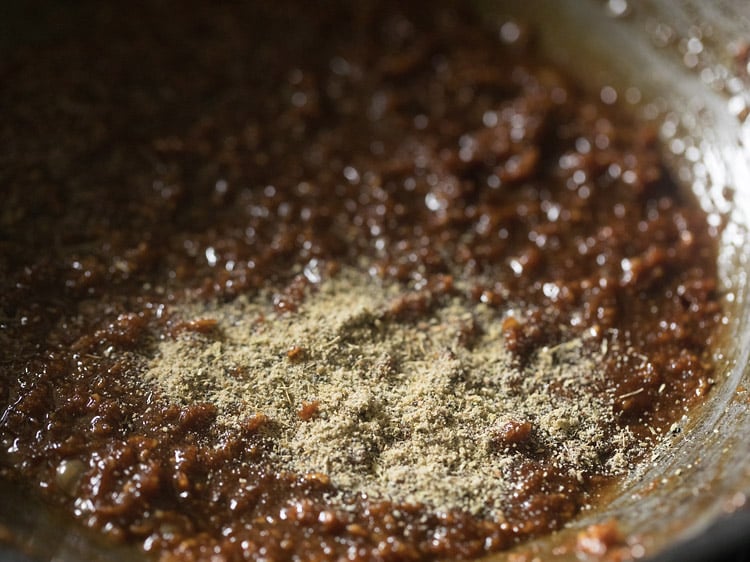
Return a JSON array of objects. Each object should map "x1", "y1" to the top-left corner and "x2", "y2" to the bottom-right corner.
[{"x1": 0, "y1": 1, "x2": 722, "y2": 561}]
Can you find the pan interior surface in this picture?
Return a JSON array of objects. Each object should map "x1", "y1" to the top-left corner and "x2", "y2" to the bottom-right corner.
[{"x1": 1, "y1": 2, "x2": 750, "y2": 561}]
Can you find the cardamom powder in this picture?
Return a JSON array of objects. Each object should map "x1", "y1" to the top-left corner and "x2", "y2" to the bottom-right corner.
[{"x1": 141, "y1": 269, "x2": 639, "y2": 517}]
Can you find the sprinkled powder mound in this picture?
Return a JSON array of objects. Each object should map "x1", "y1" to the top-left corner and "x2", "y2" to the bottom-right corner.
[{"x1": 143, "y1": 269, "x2": 639, "y2": 517}]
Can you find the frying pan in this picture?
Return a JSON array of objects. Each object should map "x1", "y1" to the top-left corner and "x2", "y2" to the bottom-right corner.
[
  {"x1": 479, "y1": 1, "x2": 750, "y2": 559},
  {"x1": 1, "y1": 1, "x2": 749, "y2": 560}
]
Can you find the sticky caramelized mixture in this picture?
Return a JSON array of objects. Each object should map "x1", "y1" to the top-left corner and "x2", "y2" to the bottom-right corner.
[{"x1": 0, "y1": 1, "x2": 721, "y2": 561}]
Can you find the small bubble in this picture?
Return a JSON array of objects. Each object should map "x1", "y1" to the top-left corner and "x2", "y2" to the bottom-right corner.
[
  {"x1": 499, "y1": 21, "x2": 521, "y2": 44},
  {"x1": 413, "y1": 114, "x2": 429, "y2": 130},
  {"x1": 653, "y1": 23, "x2": 675, "y2": 48},
  {"x1": 509, "y1": 258, "x2": 524, "y2": 276},
  {"x1": 670, "y1": 138, "x2": 685, "y2": 155},
  {"x1": 303, "y1": 259, "x2": 322, "y2": 284},
  {"x1": 686, "y1": 36, "x2": 703, "y2": 54},
  {"x1": 607, "y1": 0, "x2": 629, "y2": 17},
  {"x1": 727, "y1": 77, "x2": 745, "y2": 95},
  {"x1": 661, "y1": 120, "x2": 678, "y2": 139},
  {"x1": 425, "y1": 192, "x2": 441, "y2": 211},
  {"x1": 482, "y1": 110, "x2": 498, "y2": 128},
  {"x1": 287, "y1": 68, "x2": 303, "y2": 85},
  {"x1": 343, "y1": 166, "x2": 360, "y2": 183},
  {"x1": 683, "y1": 52, "x2": 699, "y2": 69},
  {"x1": 595, "y1": 133, "x2": 610, "y2": 150},
  {"x1": 643, "y1": 102, "x2": 660, "y2": 120},
  {"x1": 205, "y1": 247, "x2": 218, "y2": 267},
  {"x1": 728, "y1": 95, "x2": 747, "y2": 118},
  {"x1": 546, "y1": 204, "x2": 560, "y2": 222},
  {"x1": 329, "y1": 56, "x2": 350, "y2": 76},
  {"x1": 685, "y1": 145, "x2": 701, "y2": 162},
  {"x1": 622, "y1": 170, "x2": 637, "y2": 184},
  {"x1": 600, "y1": 86, "x2": 617, "y2": 105},
  {"x1": 700, "y1": 67, "x2": 715, "y2": 86},
  {"x1": 215, "y1": 179, "x2": 228, "y2": 194},
  {"x1": 625, "y1": 87, "x2": 642, "y2": 104},
  {"x1": 542, "y1": 283, "x2": 560, "y2": 300}
]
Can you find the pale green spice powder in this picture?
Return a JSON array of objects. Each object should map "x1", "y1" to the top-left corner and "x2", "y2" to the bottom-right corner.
[{"x1": 142, "y1": 269, "x2": 639, "y2": 517}]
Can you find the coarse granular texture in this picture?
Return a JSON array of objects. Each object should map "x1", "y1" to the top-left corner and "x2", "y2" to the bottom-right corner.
[
  {"x1": 144, "y1": 270, "x2": 637, "y2": 517},
  {"x1": 0, "y1": 0, "x2": 724, "y2": 560}
]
